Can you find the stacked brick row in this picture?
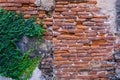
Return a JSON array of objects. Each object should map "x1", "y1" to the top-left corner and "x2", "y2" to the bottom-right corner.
[
  {"x1": 0, "y1": 0, "x2": 53, "y2": 40},
  {"x1": 0, "y1": 0, "x2": 120, "y2": 79},
  {"x1": 53, "y1": 0, "x2": 117, "y2": 79}
]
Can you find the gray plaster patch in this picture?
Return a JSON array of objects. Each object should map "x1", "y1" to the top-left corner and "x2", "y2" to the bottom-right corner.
[
  {"x1": 0, "y1": 76, "x2": 12, "y2": 80},
  {"x1": 96, "y1": 0, "x2": 116, "y2": 33},
  {"x1": 35, "y1": 0, "x2": 55, "y2": 11}
]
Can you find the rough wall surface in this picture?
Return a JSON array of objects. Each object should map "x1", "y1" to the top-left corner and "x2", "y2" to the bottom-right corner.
[
  {"x1": 53, "y1": 0, "x2": 118, "y2": 79},
  {"x1": 0, "y1": 0, "x2": 120, "y2": 80},
  {"x1": 96, "y1": 0, "x2": 116, "y2": 33}
]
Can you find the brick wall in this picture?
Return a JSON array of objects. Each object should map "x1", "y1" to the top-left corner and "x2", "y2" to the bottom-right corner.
[
  {"x1": 0, "y1": 0, "x2": 120, "y2": 79},
  {"x1": 53, "y1": 0, "x2": 119, "y2": 80}
]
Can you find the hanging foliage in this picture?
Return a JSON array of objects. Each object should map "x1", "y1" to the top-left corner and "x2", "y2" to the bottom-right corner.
[{"x1": 0, "y1": 8, "x2": 45, "y2": 80}]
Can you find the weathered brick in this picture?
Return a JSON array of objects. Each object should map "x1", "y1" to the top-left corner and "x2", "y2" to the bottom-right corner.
[
  {"x1": 77, "y1": 25, "x2": 88, "y2": 29},
  {"x1": 71, "y1": 7, "x2": 85, "y2": 12},
  {"x1": 42, "y1": 22, "x2": 53, "y2": 25},
  {"x1": 54, "y1": 57, "x2": 67, "y2": 61},
  {"x1": 56, "y1": 1, "x2": 69, "y2": 5},
  {"x1": 62, "y1": 12, "x2": 77, "y2": 15},
  {"x1": 87, "y1": 0, "x2": 97, "y2": 4},
  {"x1": 29, "y1": 0, "x2": 35, "y2": 3},
  {"x1": 44, "y1": 35, "x2": 53, "y2": 39},
  {"x1": 83, "y1": 21, "x2": 96, "y2": 26},
  {"x1": 24, "y1": 14, "x2": 31, "y2": 18},
  {"x1": 76, "y1": 18, "x2": 86, "y2": 22},
  {"x1": 23, "y1": 11, "x2": 38, "y2": 14},
  {"x1": 5, "y1": 7, "x2": 20, "y2": 10},
  {"x1": 55, "y1": 8, "x2": 68, "y2": 12},
  {"x1": 0, "y1": 3, "x2": 22, "y2": 7},
  {"x1": 8, "y1": 0, "x2": 30, "y2": 3},
  {"x1": 57, "y1": 35, "x2": 80, "y2": 40},
  {"x1": 82, "y1": 57, "x2": 92, "y2": 61},
  {"x1": 77, "y1": 75, "x2": 96, "y2": 79},
  {"x1": 0, "y1": 0, "x2": 6, "y2": 2},
  {"x1": 93, "y1": 15, "x2": 108, "y2": 18},
  {"x1": 91, "y1": 18, "x2": 105, "y2": 23},
  {"x1": 63, "y1": 15, "x2": 76, "y2": 19},
  {"x1": 91, "y1": 53, "x2": 107, "y2": 57},
  {"x1": 77, "y1": 12, "x2": 89, "y2": 15},
  {"x1": 1, "y1": 0, "x2": 116, "y2": 79},
  {"x1": 21, "y1": 7, "x2": 35, "y2": 11},
  {"x1": 78, "y1": 15, "x2": 93, "y2": 19},
  {"x1": 54, "y1": 50, "x2": 68, "y2": 54}
]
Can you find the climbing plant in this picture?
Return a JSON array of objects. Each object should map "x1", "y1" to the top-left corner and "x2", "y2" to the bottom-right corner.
[{"x1": 0, "y1": 8, "x2": 45, "y2": 80}]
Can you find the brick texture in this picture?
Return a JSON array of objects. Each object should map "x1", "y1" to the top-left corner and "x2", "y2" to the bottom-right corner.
[
  {"x1": 53, "y1": 0, "x2": 118, "y2": 80},
  {"x1": 0, "y1": 0, "x2": 120, "y2": 80}
]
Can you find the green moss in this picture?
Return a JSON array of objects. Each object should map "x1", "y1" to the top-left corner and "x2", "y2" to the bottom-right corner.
[{"x1": 0, "y1": 8, "x2": 45, "y2": 79}]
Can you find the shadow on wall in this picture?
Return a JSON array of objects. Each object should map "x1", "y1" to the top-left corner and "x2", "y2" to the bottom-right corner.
[{"x1": 16, "y1": 36, "x2": 54, "y2": 80}]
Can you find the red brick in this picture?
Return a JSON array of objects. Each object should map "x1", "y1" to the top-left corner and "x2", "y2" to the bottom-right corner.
[
  {"x1": 57, "y1": 35, "x2": 80, "y2": 40},
  {"x1": 97, "y1": 71, "x2": 107, "y2": 78},
  {"x1": 77, "y1": 75, "x2": 95, "y2": 79},
  {"x1": 77, "y1": 12, "x2": 89, "y2": 15},
  {"x1": 61, "y1": 54, "x2": 77, "y2": 57},
  {"x1": 5, "y1": 7, "x2": 20, "y2": 10},
  {"x1": 0, "y1": 3, "x2": 22, "y2": 7},
  {"x1": 91, "y1": 53, "x2": 107, "y2": 57},
  {"x1": 42, "y1": 22, "x2": 53, "y2": 25},
  {"x1": 56, "y1": 1, "x2": 69, "y2": 5},
  {"x1": 75, "y1": 33, "x2": 86, "y2": 37},
  {"x1": 62, "y1": 12, "x2": 77, "y2": 15},
  {"x1": 91, "y1": 18, "x2": 105, "y2": 23},
  {"x1": 95, "y1": 78, "x2": 108, "y2": 80},
  {"x1": 87, "y1": 0, "x2": 97, "y2": 4},
  {"x1": 23, "y1": 11, "x2": 38, "y2": 15},
  {"x1": 93, "y1": 15, "x2": 108, "y2": 18},
  {"x1": 21, "y1": 7, "x2": 35, "y2": 11},
  {"x1": 55, "y1": 5, "x2": 64, "y2": 8},
  {"x1": 68, "y1": 57, "x2": 79, "y2": 61},
  {"x1": 71, "y1": 7, "x2": 85, "y2": 12},
  {"x1": 54, "y1": 57, "x2": 67, "y2": 61},
  {"x1": 78, "y1": 15, "x2": 93, "y2": 19},
  {"x1": 24, "y1": 14, "x2": 31, "y2": 18},
  {"x1": 55, "y1": 8, "x2": 67, "y2": 12},
  {"x1": 45, "y1": 18, "x2": 53, "y2": 22},
  {"x1": 78, "y1": 53, "x2": 90, "y2": 57},
  {"x1": 76, "y1": 18, "x2": 86, "y2": 22},
  {"x1": 29, "y1": 0, "x2": 35, "y2": 3},
  {"x1": 39, "y1": 14, "x2": 46, "y2": 18},
  {"x1": 43, "y1": 36, "x2": 53, "y2": 40},
  {"x1": 7, "y1": 0, "x2": 29, "y2": 3},
  {"x1": 63, "y1": 15, "x2": 76, "y2": 19},
  {"x1": 83, "y1": 21, "x2": 96, "y2": 26},
  {"x1": 0, "y1": 0, "x2": 6, "y2": 2},
  {"x1": 74, "y1": 61, "x2": 88, "y2": 65},
  {"x1": 69, "y1": 49, "x2": 77, "y2": 53},
  {"x1": 53, "y1": 15, "x2": 64, "y2": 19},
  {"x1": 64, "y1": 19, "x2": 74, "y2": 23},
  {"x1": 77, "y1": 25, "x2": 88, "y2": 29},
  {"x1": 82, "y1": 57, "x2": 92, "y2": 61},
  {"x1": 55, "y1": 43, "x2": 67, "y2": 47}
]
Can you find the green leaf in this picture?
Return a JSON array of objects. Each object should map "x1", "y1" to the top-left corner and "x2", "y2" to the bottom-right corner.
[{"x1": 0, "y1": 8, "x2": 45, "y2": 79}]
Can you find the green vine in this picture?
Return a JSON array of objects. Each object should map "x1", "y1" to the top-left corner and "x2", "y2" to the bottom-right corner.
[{"x1": 0, "y1": 8, "x2": 45, "y2": 79}]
